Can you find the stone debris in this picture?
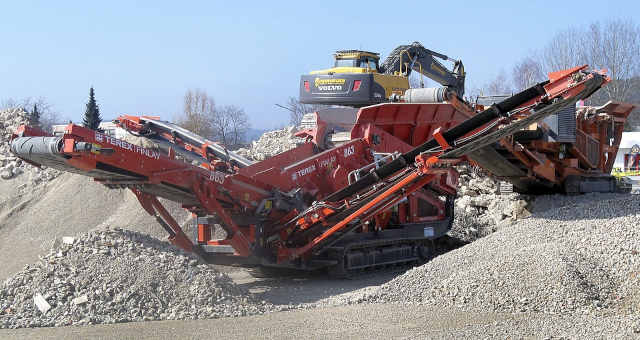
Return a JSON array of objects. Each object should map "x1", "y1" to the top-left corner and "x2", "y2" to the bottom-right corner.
[
  {"x1": 0, "y1": 229, "x2": 274, "y2": 328},
  {"x1": 337, "y1": 193, "x2": 640, "y2": 317},
  {"x1": 234, "y1": 126, "x2": 303, "y2": 161},
  {"x1": 71, "y1": 295, "x2": 88, "y2": 305},
  {"x1": 0, "y1": 107, "x2": 60, "y2": 186},
  {"x1": 119, "y1": 133, "x2": 160, "y2": 151},
  {"x1": 32, "y1": 293, "x2": 51, "y2": 314},
  {"x1": 61, "y1": 237, "x2": 75, "y2": 245},
  {"x1": 449, "y1": 165, "x2": 530, "y2": 242}
]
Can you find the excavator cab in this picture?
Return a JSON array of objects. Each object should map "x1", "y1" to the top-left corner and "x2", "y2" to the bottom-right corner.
[
  {"x1": 331, "y1": 51, "x2": 379, "y2": 71},
  {"x1": 310, "y1": 51, "x2": 381, "y2": 75},
  {"x1": 300, "y1": 42, "x2": 465, "y2": 108},
  {"x1": 301, "y1": 50, "x2": 407, "y2": 107}
]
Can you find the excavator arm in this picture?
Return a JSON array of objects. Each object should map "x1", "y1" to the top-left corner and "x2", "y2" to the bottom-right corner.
[{"x1": 380, "y1": 42, "x2": 466, "y2": 97}]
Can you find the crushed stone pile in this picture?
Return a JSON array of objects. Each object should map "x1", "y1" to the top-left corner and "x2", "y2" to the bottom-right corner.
[
  {"x1": 0, "y1": 107, "x2": 59, "y2": 186},
  {"x1": 0, "y1": 229, "x2": 273, "y2": 329},
  {"x1": 234, "y1": 126, "x2": 303, "y2": 161},
  {"x1": 343, "y1": 193, "x2": 640, "y2": 316},
  {"x1": 449, "y1": 166, "x2": 530, "y2": 242}
]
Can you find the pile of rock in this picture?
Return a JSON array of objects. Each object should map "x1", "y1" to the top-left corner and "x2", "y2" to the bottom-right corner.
[
  {"x1": 0, "y1": 229, "x2": 273, "y2": 328},
  {"x1": 449, "y1": 166, "x2": 530, "y2": 242},
  {"x1": 235, "y1": 126, "x2": 303, "y2": 161},
  {"x1": 345, "y1": 193, "x2": 639, "y2": 316},
  {"x1": 0, "y1": 107, "x2": 59, "y2": 184}
]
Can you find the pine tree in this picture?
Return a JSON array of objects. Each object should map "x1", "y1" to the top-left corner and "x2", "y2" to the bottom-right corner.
[
  {"x1": 29, "y1": 103, "x2": 40, "y2": 127},
  {"x1": 82, "y1": 87, "x2": 102, "y2": 130}
]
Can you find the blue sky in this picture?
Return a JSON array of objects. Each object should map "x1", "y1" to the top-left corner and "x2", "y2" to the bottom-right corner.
[{"x1": 1, "y1": 1, "x2": 637, "y2": 128}]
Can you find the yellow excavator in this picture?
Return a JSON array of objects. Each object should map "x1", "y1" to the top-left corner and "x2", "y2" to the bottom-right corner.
[{"x1": 300, "y1": 42, "x2": 466, "y2": 107}]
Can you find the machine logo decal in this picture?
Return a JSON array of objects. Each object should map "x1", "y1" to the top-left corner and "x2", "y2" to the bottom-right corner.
[
  {"x1": 210, "y1": 171, "x2": 225, "y2": 184},
  {"x1": 315, "y1": 78, "x2": 345, "y2": 91},
  {"x1": 319, "y1": 155, "x2": 336, "y2": 168},
  {"x1": 291, "y1": 164, "x2": 316, "y2": 181},
  {"x1": 343, "y1": 145, "x2": 355, "y2": 158},
  {"x1": 95, "y1": 132, "x2": 160, "y2": 160}
]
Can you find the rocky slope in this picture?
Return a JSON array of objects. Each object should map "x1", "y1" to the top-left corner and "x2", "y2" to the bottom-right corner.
[
  {"x1": 0, "y1": 229, "x2": 273, "y2": 328},
  {"x1": 0, "y1": 108, "x2": 59, "y2": 186},
  {"x1": 331, "y1": 193, "x2": 640, "y2": 318},
  {"x1": 234, "y1": 126, "x2": 302, "y2": 161}
]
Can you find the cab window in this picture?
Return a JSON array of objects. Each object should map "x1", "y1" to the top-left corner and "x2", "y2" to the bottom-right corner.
[
  {"x1": 334, "y1": 59, "x2": 355, "y2": 67},
  {"x1": 357, "y1": 57, "x2": 378, "y2": 71}
]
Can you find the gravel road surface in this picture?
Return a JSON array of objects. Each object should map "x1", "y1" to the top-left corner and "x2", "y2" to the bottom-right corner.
[{"x1": 2, "y1": 303, "x2": 639, "y2": 339}]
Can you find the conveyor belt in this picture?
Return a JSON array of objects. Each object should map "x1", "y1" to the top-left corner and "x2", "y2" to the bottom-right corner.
[
  {"x1": 136, "y1": 117, "x2": 254, "y2": 167},
  {"x1": 10, "y1": 136, "x2": 201, "y2": 206},
  {"x1": 325, "y1": 71, "x2": 605, "y2": 202},
  {"x1": 10, "y1": 136, "x2": 139, "y2": 180}
]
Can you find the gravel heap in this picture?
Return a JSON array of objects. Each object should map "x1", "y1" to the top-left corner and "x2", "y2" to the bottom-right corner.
[
  {"x1": 449, "y1": 166, "x2": 530, "y2": 242},
  {"x1": 0, "y1": 229, "x2": 273, "y2": 328},
  {"x1": 348, "y1": 193, "x2": 640, "y2": 315},
  {"x1": 0, "y1": 107, "x2": 59, "y2": 185},
  {"x1": 235, "y1": 126, "x2": 303, "y2": 161}
]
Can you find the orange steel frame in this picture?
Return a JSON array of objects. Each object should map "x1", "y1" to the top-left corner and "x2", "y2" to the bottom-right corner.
[{"x1": 10, "y1": 65, "x2": 614, "y2": 267}]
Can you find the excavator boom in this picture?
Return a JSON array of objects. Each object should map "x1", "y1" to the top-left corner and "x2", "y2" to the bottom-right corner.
[{"x1": 380, "y1": 42, "x2": 465, "y2": 97}]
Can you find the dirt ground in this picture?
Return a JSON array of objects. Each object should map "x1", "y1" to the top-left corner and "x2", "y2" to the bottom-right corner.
[
  {"x1": 3, "y1": 174, "x2": 638, "y2": 338},
  {"x1": 0, "y1": 304, "x2": 524, "y2": 339},
  {"x1": 3, "y1": 302, "x2": 634, "y2": 339}
]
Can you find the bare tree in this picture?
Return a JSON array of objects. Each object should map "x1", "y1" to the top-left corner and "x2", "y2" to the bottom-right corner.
[
  {"x1": 285, "y1": 97, "x2": 306, "y2": 127},
  {"x1": 40, "y1": 110, "x2": 60, "y2": 132},
  {"x1": 211, "y1": 105, "x2": 249, "y2": 147},
  {"x1": 1, "y1": 96, "x2": 61, "y2": 132},
  {"x1": 482, "y1": 71, "x2": 512, "y2": 96},
  {"x1": 585, "y1": 19, "x2": 640, "y2": 105},
  {"x1": 176, "y1": 89, "x2": 215, "y2": 137},
  {"x1": 512, "y1": 57, "x2": 545, "y2": 91},
  {"x1": 209, "y1": 105, "x2": 229, "y2": 145},
  {"x1": 220, "y1": 105, "x2": 250, "y2": 147},
  {"x1": 285, "y1": 97, "x2": 328, "y2": 126},
  {"x1": 540, "y1": 27, "x2": 588, "y2": 73},
  {"x1": 176, "y1": 89, "x2": 251, "y2": 145},
  {"x1": 539, "y1": 18, "x2": 640, "y2": 105}
]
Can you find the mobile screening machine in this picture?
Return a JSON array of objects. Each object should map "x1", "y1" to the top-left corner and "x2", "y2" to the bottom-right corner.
[{"x1": 10, "y1": 66, "x2": 621, "y2": 277}]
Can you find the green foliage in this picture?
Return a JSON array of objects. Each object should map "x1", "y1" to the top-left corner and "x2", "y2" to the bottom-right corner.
[
  {"x1": 29, "y1": 103, "x2": 40, "y2": 127},
  {"x1": 82, "y1": 87, "x2": 102, "y2": 130}
]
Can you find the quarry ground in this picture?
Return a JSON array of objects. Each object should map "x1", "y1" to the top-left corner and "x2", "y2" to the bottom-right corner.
[
  {"x1": 0, "y1": 304, "x2": 614, "y2": 340},
  {"x1": 2, "y1": 173, "x2": 639, "y2": 338},
  {"x1": 2, "y1": 112, "x2": 640, "y2": 338}
]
